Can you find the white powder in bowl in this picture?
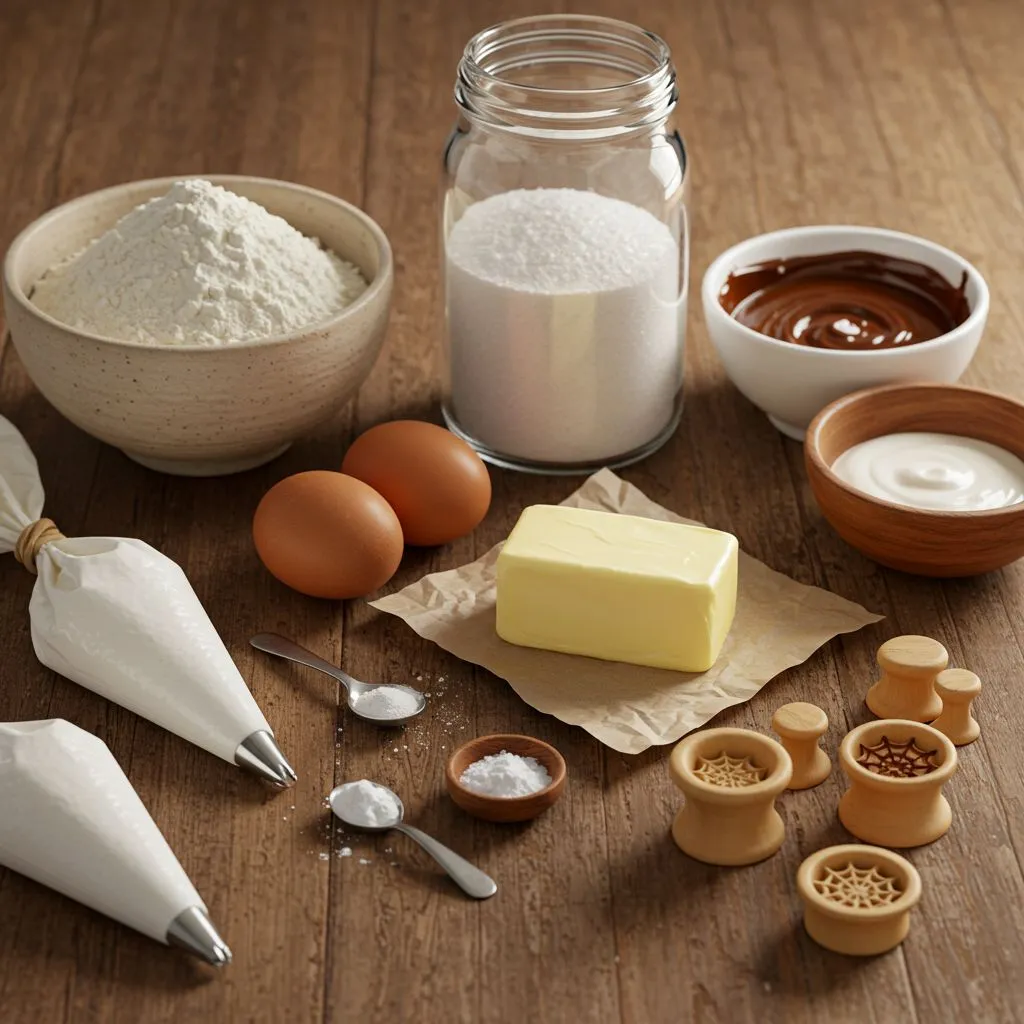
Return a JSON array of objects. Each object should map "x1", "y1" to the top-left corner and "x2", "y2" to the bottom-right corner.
[
  {"x1": 31, "y1": 178, "x2": 368, "y2": 346},
  {"x1": 331, "y1": 780, "x2": 401, "y2": 827},
  {"x1": 459, "y1": 750, "x2": 553, "y2": 798},
  {"x1": 445, "y1": 187, "x2": 682, "y2": 464},
  {"x1": 351, "y1": 685, "x2": 421, "y2": 721}
]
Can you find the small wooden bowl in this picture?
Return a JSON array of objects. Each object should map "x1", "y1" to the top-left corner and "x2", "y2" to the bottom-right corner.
[
  {"x1": 445, "y1": 734, "x2": 566, "y2": 823},
  {"x1": 805, "y1": 382, "x2": 1024, "y2": 576}
]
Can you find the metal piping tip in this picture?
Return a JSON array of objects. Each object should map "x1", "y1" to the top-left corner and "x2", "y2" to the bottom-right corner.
[
  {"x1": 234, "y1": 730, "x2": 297, "y2": 788},
  {"x1": 167, "y1": 906, "x2": 232, "y2": 967}
]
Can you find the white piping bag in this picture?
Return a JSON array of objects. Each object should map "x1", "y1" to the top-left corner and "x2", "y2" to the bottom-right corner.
[
  {"x1": 0, "y1": 719, "x2": 231, "y2": 965},
  {"x1": 0, "y1": 415, "x2": 295, "y2": 787}
]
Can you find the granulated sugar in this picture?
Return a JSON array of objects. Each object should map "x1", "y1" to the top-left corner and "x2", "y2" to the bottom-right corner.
[
  {"x1": 446, "y1": 188, "x2": 682, "y2": 464},
  {"x1": 32, "y1": 178, "x2": 367, "y2": 346},
  {"x1": 459, "y1": 750, "x2": 552, "y2": 798},
  {"x1": 352, "y1": 685, "x2": 421, "y2": 721}
]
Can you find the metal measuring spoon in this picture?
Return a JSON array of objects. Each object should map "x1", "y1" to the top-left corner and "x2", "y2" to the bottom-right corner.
[
  {"x1": 328, "y1": 781, "x2": 497, "y2": 900},
  {"x1": 250, "y1": 633, "x2": 427, "y2": 726}
]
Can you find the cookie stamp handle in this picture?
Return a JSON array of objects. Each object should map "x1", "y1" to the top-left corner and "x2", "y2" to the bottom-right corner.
[{"x1": 932, "y1": 669, "x2": 981, "y2": 746}]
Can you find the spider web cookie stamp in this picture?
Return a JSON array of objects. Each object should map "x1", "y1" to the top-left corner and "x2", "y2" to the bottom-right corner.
[
  {"x1": 814, "y1": 862, "x2": 902, "y2": 909},
  {"x1": 798, "y1": 845, "x2": 922, "y2": 956},
  {"x1": 692, "y1": 752, "x2": 766, "y2": 788},
  {"x1": 839, "y1": 719, "x2": 957, "y2": 848},
  {"x1": 669, "y1": 728, "x2": 792, "y2": 866},
  {"x1": 856, "y1": 735, "x2": 940, "y2": 778}
]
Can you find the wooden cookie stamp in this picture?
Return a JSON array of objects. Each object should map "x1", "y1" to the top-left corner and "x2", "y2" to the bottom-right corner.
[
  {"x1": 669, "y1": 727, "x2": 792, "y2": 866},
  {"x1": 931, "y1": 669, "x2": 981, "y2": 746},
  {"x1": 866, "y1": 635, "x2": 947, "y2": 722},
  {"x1": 838, "y1": 719, "x2": 957, "y2": 848},
  {"x1": 772, "y1": 702, "x2": 831, "y2": 790},
  {"x1": 797, "y1": 844, "x2": 922, "y2": 956}
]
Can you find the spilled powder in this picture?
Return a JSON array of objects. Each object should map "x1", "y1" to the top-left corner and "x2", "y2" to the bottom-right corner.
[{"x1": 320, "y1": 670, "x2": 471, "y2": 864}]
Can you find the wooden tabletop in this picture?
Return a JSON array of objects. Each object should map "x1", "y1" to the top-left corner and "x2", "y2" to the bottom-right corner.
[{"x1": 1, "y1": 0, "x2": 1022, "y2": 1021}]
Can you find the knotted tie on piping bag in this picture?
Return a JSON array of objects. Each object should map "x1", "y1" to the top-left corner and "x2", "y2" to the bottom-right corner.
[
  {"x1": 0, "y1": 719, "x2": 231, "y2": 966},
  {"x1": 0, "y1": 415, "x2": 296, "y2": 788}
]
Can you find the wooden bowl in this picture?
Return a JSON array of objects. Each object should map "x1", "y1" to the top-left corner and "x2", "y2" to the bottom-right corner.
[
  {"x1": 805, "y1": 382, "x2": 1024, "y2": 576},
  {"x1": 445, "y1": 734, "x2": 566, "y2": 823}
]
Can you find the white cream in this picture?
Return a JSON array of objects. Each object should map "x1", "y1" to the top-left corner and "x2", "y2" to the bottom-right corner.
[
  {"x1": 0, "y1": 416, "x2": 281, "y2": 770},
  {"x1": 0, "y1": 719, "x2": 206, "y2": 942},
  {"x1": 832, "y1": 432, "x2": 1024, "y2": 512}
]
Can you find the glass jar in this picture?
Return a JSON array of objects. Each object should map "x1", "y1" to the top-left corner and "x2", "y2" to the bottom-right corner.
[{"x1": 441, "y1": 14, "x2": 689, "y2": 474}]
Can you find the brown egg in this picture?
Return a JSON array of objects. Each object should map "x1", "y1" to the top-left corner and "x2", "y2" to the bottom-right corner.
[
  {"x1": 341, "y1": 420, "x2": 491, "y2": 546},
  {"x1": 252, "y1": 471, "x2": 403, "y2": 599}
]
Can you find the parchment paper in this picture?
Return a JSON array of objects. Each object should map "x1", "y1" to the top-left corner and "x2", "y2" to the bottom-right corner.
[{"x1": 372, "y1": 469, "x2": 882, "y2": 754}]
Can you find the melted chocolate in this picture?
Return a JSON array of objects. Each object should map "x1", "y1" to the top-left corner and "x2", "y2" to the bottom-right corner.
[{"x1": 719, "y1": 250, "x2": 970, "y2": 349}]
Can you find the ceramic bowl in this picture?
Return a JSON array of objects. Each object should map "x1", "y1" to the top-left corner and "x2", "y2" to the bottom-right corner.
[
  {"x1": 805, "y1": 382, "x2": 1024, "y2": 576},
  {"x1": 701, "y1": 225, "x2": 988, "y2": 440},
  {"x1": 445, "y1": 734, "x2": 566, "y2": 823},
  {"x1": 3, "y1": 175, "x2": 393, "y2": 476}
]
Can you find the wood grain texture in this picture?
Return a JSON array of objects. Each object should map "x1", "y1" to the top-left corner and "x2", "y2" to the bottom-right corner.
[{"x1": 1, "y1": 0, "x2": 1023, "y2": 1021}]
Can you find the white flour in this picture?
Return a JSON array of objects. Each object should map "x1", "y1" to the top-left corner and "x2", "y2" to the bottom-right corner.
[
  {"x1": 446, "y1": 188, "x2": 682, "y2": 464},
  {"x1": 459, "y1": 750, "x2": 552, "y2": 798},
  {"x1": 32, "y1": 178, "x2": 367, "y2": 346}
]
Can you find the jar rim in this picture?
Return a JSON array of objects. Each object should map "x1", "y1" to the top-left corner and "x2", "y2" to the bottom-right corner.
[
  {"x1": 456, "y1": 14, "x2": 676, "y2": 136},
  {"x1": 463, "y1": 14, "x2": 672, "y2": 96}
]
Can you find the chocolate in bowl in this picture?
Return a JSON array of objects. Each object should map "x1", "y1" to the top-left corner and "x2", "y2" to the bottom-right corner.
[
  {"x1": 718, "y1": 250, "x2": 970, "y2": 350},
  {"x1": 701, "y1": 225, "x2": 989, "y2": 441}
]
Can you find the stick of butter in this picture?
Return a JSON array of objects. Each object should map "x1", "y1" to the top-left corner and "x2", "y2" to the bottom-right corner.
[{"x1": 496, "y1": 505, "x2": 738, "y2": 673}]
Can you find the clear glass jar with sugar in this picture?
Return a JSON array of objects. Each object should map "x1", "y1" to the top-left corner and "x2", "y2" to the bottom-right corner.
[{"x1": 441, "y1": 14, "x2": 689, "y2": 474}]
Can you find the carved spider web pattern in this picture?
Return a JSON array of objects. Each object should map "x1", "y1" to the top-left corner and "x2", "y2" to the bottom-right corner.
[
  {"x1": 856, "y1": 735, "x2": 939, "y2": 777},
  {"x1": 692, "y1": 752, "x2": 766, "y2": 787},
  {"x1": 813, "y1": 862, "x2": 903, "y2": 908}
]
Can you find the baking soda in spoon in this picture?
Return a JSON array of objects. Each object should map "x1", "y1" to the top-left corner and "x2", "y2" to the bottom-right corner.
[
  {"x1": 349, "y1": 685, "x2": 422, "y2": 721},
  {"x1": 0, "y1": 719, "x2": 231, "y2": 965},
  {"x1": 331, "y1": 779, "x2": 402, "y2": 826},
  {"x1": 0, "y1": 416, "x2": 295, "y2": 786}
]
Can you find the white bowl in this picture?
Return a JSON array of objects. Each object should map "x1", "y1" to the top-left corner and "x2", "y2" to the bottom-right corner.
[
  {"x1": 3, "y1": 176, "x2": 393, "y2": 476},
  {"x1": 701, "y1": 225, "x2": 988, "y2": 440}
]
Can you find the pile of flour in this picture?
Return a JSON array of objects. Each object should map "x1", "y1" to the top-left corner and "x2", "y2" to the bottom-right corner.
[{"x1": 32, "y1": 179, "x2": 367, "y2": 346}]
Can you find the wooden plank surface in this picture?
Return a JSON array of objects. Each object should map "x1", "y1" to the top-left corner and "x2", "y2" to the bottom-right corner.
[{"x1": 0, "y1": 0, "x2": 1022, "y2": 1021}]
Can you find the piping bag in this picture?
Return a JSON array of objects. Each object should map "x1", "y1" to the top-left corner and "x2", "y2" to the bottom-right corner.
[
  {"x1": 0, "y1": 718, "x2": 231, "y2": 965},
  {"x1": 0, "y1": 415, "x2": 295, "y2": 787}
]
